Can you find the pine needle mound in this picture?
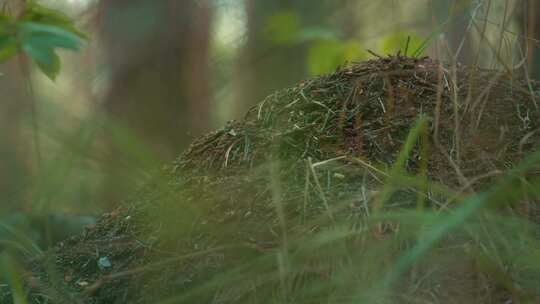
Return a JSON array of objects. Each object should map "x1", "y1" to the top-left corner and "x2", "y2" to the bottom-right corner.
[{"x1": 9, "y1": 56, "x2": 540, "y2": 303}]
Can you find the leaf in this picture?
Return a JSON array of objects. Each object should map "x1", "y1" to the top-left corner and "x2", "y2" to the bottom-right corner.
[
  {"x1": 0, "y1": 15, "x2": 13, "y2": 35},
  {"x1": 264, "y1": 11, "x2": 301, "y2": 45},
  {"x1": 265, "y1": 10, "x2": 337, "y2": 46},
  {"x1": 0, "y1": 253, "x2": 28, "y2": 304},
  {"x1": 18, "y1": 22, "x2": 84, "y2": 50},
  {"x1": 0, "y1": 35, "x2": 17, "y2": 63},
  {"x1": 0, "y1": 14, "x2": 13, "y2": 25},
  {"x1": 380, "y1": 32, "x2": 423, "y2": 56},
  {"x1": 24, "y1": 32, "x2": 82, "y2": 51},
  {"x1": 23, "y1": 2, "x2": 87, "y2": 39},
  {"x1": 22, "y1": 43, "x2": 60, "y2": 80},
  {"x1": 297, "y1": 27, "x2": 337, "y2": 42},
  {"x1": 0, "y1": 4, "x2": 85, "y2": 80},
  {"x1": 412, "y1": 21, "x2": 449, "y2": 58},
  {"x1": 0, "y1": 44, "x2": 17, "y2": 63},
  {"x1": 341, "y1": 41, "x2": 366, "y2": 62},
  {"x1": 307, "y1": 39, "x2": 366, "y2": 76},
  {"x1": 22, "y1": 42, "x2": 54, "y2": 63},
  {"x1": 17, "y1": 21, "x2": 84, "y2": 76},
  {"x1": 35, "y1": 51, "x2": 61, "y2": 81},
  {"x1": 307, "y1": 40, "x2": 341, "y2": 75},
  {"x1": 16, "y1": 18, "x2": 84, "y2": 81}
]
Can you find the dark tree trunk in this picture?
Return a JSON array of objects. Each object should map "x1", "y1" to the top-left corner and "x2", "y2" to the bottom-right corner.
[
  {"x1": 96, "y1": 0, "x2": 213, "y2": 204},
  {"x1": 431, "y1": 0, "x2": 475, "y2": 65},
  {"x1": 0, "y1": 58, "x2": 31, "y2": 212},
  {"x1": 525, "y1": 0, "x2": 540, "y2": 79},
  {"x1": 235, "y1": 0, "x2": 333, "y2": 116}
]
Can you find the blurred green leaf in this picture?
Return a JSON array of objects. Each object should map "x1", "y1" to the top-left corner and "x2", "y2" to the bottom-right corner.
[
  {"x1": 0, "y1": 16, "x2": 13, "y2": 35},
  {"x1": 307, "y1": 39, "x2": 366, "y2": 75},
  {"x1": 18, "y1": 22, "x2": 84, "y2": 50},
  {"x1": 265, "y1": 11, "x2": 338, "y2": 46},
  {"x1": 0, "y1": 3, "x2": 85, "y2": 80},
  {"x1": 23, "y1": 32, "x2": 82, "y2": 51},
  {"x1": 380, "y1": 32, "x2": 423, "y2": 56},
  {"x1": 22, "y1": 43, "x2": 60, "y2": 80},
  {"x1": 308, "y1": 40, "x2": 341, "y2": 75},
  {"x1": 264, "y1": 11, "x2": 301, "y2": 45},
  {"x1": 35, "y1": 51, "x2": 60, "y2": 80},
  {"x1": 0, "y1": 35, "x2": 17, "y2": 62},
  {"x1": 21, "y1": 42, "x2": 54, "y2": 63},
  {"x1": 16, "y1": 22, "x2": 84, "y2": 80},
  {"x1": 297, "y1": 27, "x2": 337, "y2": 42},
  {"x1": 23, "y1": 2, "x2": 87, "y2": 39},
  {"x1": 412, "y1": 20, "x2": 449, "y2": 58},
  {"x1": 0, "y1": 253, "x2": 27, "y2": 304},
  {"x1": 341, "y1": 40, "x2": 365, "y2": 61}
]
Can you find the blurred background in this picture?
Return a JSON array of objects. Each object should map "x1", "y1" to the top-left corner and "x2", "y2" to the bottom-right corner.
[{"x1": 0, "y1": 0, "x2": 537, "y2": 248}]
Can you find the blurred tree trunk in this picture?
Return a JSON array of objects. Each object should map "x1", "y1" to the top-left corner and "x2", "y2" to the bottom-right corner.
[
  {"x1": 97, "y1": 0, "x2": 213, "y2": 205},
  {"x1": 236, "y1": 0, "x2": 332, "y2": 116},
  {"x1": 525, "y1": 0, "x2": 540, "y2": 79},
  {"x1": 339, "y1": 0, "x2": 360, "y2": 39},
  {"x1": 0, "y1": 58, "x2": 31, "y2": 212},
  {"x1": 431, "y1": 0, "x2": 475, "y2": 65}
]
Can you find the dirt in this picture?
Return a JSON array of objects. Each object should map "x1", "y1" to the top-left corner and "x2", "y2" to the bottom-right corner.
[{"x1": 3, "y1": 56, "x2": 540, "y2": 303}]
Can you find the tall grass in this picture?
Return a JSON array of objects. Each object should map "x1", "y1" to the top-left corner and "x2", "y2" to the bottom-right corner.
[{"x1": 153, "y1": 117, "x2": 540, "y2": 303}]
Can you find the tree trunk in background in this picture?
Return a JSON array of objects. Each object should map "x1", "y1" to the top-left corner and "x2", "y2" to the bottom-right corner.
[
  {"x1": 339, "y1": 0, "x2": 360, "y2": 39},
  {"x1": 431, "y1": 0, "x2": 475, "y2": 65},
  {"x1": 0, "y1": 59, "x2": 31, "y2": 212},
  {"x1": 236, "y1": 0, "x2": 333, "y2": 116},
  {"x1": 97, "y1": 0, "x2": 212, "y2": 205},
  {"x1": 185, "y1": 3, "x2": 212, "y2": 135},
  {"x1": 525, "y1": 0, "x2": 540, "y2": 79}
]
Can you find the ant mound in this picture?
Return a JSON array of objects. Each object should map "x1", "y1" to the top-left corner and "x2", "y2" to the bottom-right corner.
[{"x1": 6, "y1": 56, "x2": 540, "y2": 303}]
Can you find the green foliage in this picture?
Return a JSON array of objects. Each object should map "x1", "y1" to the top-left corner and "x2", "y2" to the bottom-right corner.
[
  {"x1": 411, "y1": 20, "x2": 448, "y2": 58},
  {"x1": 264, "y1": 11, "x2": 302, "y2": 45},
  {"x1": 265, "y1": 10, "x2": 336, "y2": 46},
  {"x1": 20, "y1": 2, "x2": 87, "y2": 39},
  {"x1": 0, "y1": 34, "x2": 17, "y2": 61},
  {"x1": 380, "y1": 32, "x2": 423, "y2": 56},
  {"x1": 0, "y1": 253, "x2": 27, "y2": 304},
  {"x1": 307, "y1": 39, "x2": 366, "y2": 75},
  {"x1": 265, "y1": 11, "x2": 363, "y2": 76},
  {"x1": 0, "y1": 2, "x2": 85, "y2": 80},
  {"x1": 296, "y1": 26, "x2": 336, "y2": 43},
  {"x1": 371, "y1": 116, "x2": 429, "y2": 213}
]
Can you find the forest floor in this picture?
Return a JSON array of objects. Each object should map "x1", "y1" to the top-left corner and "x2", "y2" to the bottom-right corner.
[{"x1": 4, "y1": 55, "x2": 540, "y2": 303}]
